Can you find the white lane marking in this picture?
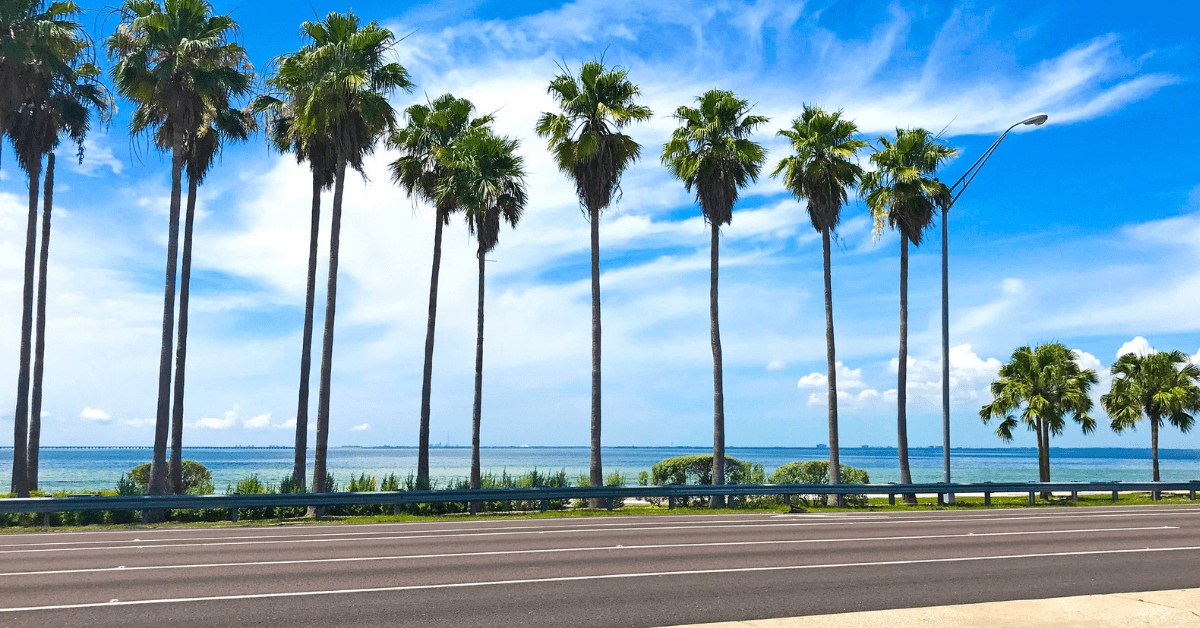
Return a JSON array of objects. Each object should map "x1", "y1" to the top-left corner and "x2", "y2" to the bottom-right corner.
[
  {"x1": 0, "y1": 517, "x2": 782, "y2": 549},
  {"x1": 1, "y1": 510, "x2": 1195, "y2": 556},
  {"x1": 5, "y1": 543, "x2": 1200, "y2": 613},
  {"x1": 0, "y1": 526, "x2": 1173, "y2": 578}
]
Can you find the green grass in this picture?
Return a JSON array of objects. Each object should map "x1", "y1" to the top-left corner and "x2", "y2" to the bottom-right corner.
[{"x1": 1, "y1": 491, "x2": 1195, "y2": 533}]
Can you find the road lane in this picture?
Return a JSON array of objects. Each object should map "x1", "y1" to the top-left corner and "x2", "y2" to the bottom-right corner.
[{"x1": 1, "y1": 505, "x2": 1197, "y2": 627}]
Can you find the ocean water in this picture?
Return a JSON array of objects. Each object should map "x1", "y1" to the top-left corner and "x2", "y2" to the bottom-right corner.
[{"x1": 2, "y1": 446, "x2": 1198, "y2": 494}]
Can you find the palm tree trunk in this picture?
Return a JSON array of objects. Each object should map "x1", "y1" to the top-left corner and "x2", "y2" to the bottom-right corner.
[
  {"x1": 417, "y1": 214, "x2": 445, "y2": 490},
  {"x1": 168, "y1": 173, "x2": 199, "y2": 494},
  {"x1": 822, "y1": 228, "x2": 840, "y2": 508},
  {"x1": 897, "y1": 235, "x2": 914, "y2": 504},
  {"x1": 10, "y1": 155, "x2": 41, "y2": 498},
  {"x1": 1038, "y1": 418, "x2": 1051, "y2": 500},
  {"x1": 27, "y1": 153, "x2": 55, "y2": 492},
  {"x1": 710, "y1": 224, "x2": 726, "y2": 509},
  {"x1": 146, "y1": 145, "x2": 184, "y2": 520},
  {"x1": 589, "y1": 206, "x2": 603, "y2": 507},
  {"x1": 470, "y1": 243, "x2": 486, "y2": 512},
  {"x1": 1151, "y1": 416, "x2": 1160, "y2": 483},
  {"x1": 292, "y1": 171, "x2": 322, "y2": 491},
  {"x1": 311, "y1": 161, "x2": 347, "y2": 515}
]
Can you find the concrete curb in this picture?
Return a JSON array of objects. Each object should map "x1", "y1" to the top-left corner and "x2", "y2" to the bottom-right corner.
[{"x1": 664, "y1": 588, "x2": 1200, "y2": 627}]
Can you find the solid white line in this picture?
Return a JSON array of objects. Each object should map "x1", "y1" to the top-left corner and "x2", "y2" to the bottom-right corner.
[
  {"x1": 5, "y1": 543, "x2": 1200, "y2": 613},
  {"x1": 0, "y1": 526, "x2": 1172, "y2": 578},
  {"x1": 1, "y1": 510, "x2": 1194, "y2": 555}
]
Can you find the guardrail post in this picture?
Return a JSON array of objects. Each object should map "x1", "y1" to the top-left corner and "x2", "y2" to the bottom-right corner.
[
  {"x1": 230, "y1": 508, "x2": 239, "y2": 523},
  {"x1": 1028, "y1": 491, "x2": 1035, "y2": 505},
  {"x1": 948, "y1": 492, "x2": 955, "y2": 505},
  {"x1": 937, "y1": 493, "x2": 944, "y2": 506},
  {"x1": 1152, "y1": 490, "x2": 1160, "y2": 502},
  {"x1": 393, "y1": 504, "x2": 401, "y2": 516},
  {"x1": 540, "y1": 499, "x2": 548, "y2": 513},
  {"x1": 888, "y1": 493, "x2": 895, "y2": 506},
  {"x1": 1190, "y1": 486, "x2": 1196, "y2": 501},
  {"x1": 783, "y1": 494, "x2": 790, "y2": 507},
  {"x1": 1070, "y1": 490, "x2": 1078, "y2": 502},
  {"x1": 984, "y1": 492, "x2": 991, "y2": 506},
  {"x1": 668, "y1": 496, "x2": 675, "y2": 510},
  {"x1": 1112, "y1": 490, "x2": 1118, "y2": 503},
  {"x1": 42, "y1": 512, "x2": 50, "y2": 527},
  {"x1": 606, "y1": 497, "x2": 613, "y2": 511}
]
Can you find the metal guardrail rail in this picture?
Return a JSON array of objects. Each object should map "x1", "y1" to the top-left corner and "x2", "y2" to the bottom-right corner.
[{"x1": 2, "y1": 481, "x2": 1198, "y2": 517}]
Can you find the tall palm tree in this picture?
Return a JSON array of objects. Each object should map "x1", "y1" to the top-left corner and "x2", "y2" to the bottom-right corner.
[
  {"x1": 3, "y1": 0, "x2": 101, "y2": 497},
  {"x1": 535, "y1": 61, "x2": 651, "y2": 499},
  {"x1": 662, "y1": 89, "x2": 766, "y2": 507},
  {"x1": 1102, "y1": 350, "x2": 1200, "y2": 483},
  {"x1": 107, "y1": 0, "x2": 250, "y2": 506},
  {"x1": 27, "y1": 61, "x2": 109, "y2": 491},
  {"x1": 388, "y1": 94, "x2": 490, "y2": 489},
  {"x1": 772, "y1": 105, "x2": 866, "y2": 495},
  {"x1": 861, "y1": 127, "x2": 956, "y2": 504},
  {"x1": 252, "y1": 74, "x2": 338, "y2": 492},
  {"x1": 274, "y1": 10, "x2": 412, "y2": 500},
  {"x1": 981, "y1": 343, "x2": 1098, "y2": 496},
  {"x1": 169, "y1": 107, "x2": 254, "y2": 493},
  {"x1": 438, "y1": 126, "x2": 527, "y2": 501}
]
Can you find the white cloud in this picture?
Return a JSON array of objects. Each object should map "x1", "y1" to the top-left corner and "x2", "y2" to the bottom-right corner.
[
  {"x1": 798, "y1": 361, "x2": 867, "y2": 390},
  {"x1": 889, "y1": 345, "x2": 1003, "y2": 404},
  {"x1": 765, "y1": 359, "x2": 786, "y2": 371},
  {"x1": 119, "y1": 418, "x2": 155, "y2": 429},
  {"x1": 1116, "y1": 336, "x2": 1155, "y2": 359},
  {"x1": 79, "y1": 407, "x2": 110, "y2": 421},
  {"x1": 66, "y1": 135, "x2": 124, "y2": 177},
  {"x1": 243, "y1": 413, "x2": 272, "y2": 429},
  {"x1": 1001, "y1": 278, "x2": 1023, "y2": 295},
  {"x1": 190, "y1": 407, "x2": 239, "y2": 430},
  {"x1": 351, "y1": 423, "x2": 371, "y2": 432},
  {"x1": 797, "y1": 372, "x2": 826, "y2": 389},
  {"x1": 807, "y1": 389, "x2": 881, "y2": 407}
]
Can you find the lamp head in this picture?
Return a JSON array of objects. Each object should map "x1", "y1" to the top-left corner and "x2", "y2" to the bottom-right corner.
[{"x1": 1021, "y1": 113, "x2": 1049, "y2": 126}]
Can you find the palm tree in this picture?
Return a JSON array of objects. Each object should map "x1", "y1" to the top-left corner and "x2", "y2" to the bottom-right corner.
[
  {"x1": 107, "y1": 0, "x2": 250, "y2": 507},
  {"x1": 1102, "y1": 350, "x2": 1200, "y2": 483},
  {"x1": 771, "y1": 105, "x2": 865, "y2": 495},
  {"x1": 252, "y1": 74, "x2": 338, "y2": 493},
  {"x1": 169, "y1": 107, "x2": 254, "y2": 493},
  {"x1": 662, "y1": 89, "x2": 766, "y2": 507},
  {"x1": 535, "y1": 61, "x2": 651, "y2": 500},
  {"x1": 438, "y1": 126, "x2": 527, "y2": 504},
  {"x1": 981, "y1": 343, "x2": 1098, "y2": 497},
  {"x1": 388, "y1": 94, "x2": 491, "y2": 489},
  {"x1": 3, "y1": 0, "x2": 101, "y2": 497},
  {"x1": 274, "y1": 11, "x2": 412, "y2": 501},
  {"x1": 861, "y1": 128, "x2": 957, "y2": 504}
]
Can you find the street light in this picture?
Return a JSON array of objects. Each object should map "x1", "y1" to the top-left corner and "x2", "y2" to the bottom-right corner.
[{"x1": 940, "y1": 113, "x2": 1048, "y2": 502}]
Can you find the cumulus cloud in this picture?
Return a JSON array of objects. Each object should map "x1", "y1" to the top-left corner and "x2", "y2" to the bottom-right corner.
[
  {"x1": 243, "y1": 413, "x2": 272, "y2": 429},
  {"x1": 119, "y1": 418, "x2": 155, "y2": 428},
  {"x1": 351, "y1": 423, "x2": 371, "y2": 431},
  {"x1": 798, "y1": 361, "x2": 868, "y2": 390},
  {"x1": 889, "y1": 345, "x2": 1003, "y2": 404},
  {"x1": 190, "y1": 407, "x2": 239, "y2": 430},
  {"x1": 807, "y1": 389, "x2": 881, "y2": 407},
  {"x1": 766, "y1": 359, "x2": 786, "y2": 371},
  {"x1": 79, "y1": 407, "x2": 110, "y2": 421},
  {"x1": 1116, "y1": 336, "x2": 1155, "y2": 358}
]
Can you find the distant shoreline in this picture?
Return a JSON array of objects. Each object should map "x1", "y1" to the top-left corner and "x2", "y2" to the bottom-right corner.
[{"x1": 0, "y1": 445, "x2": 1196, "y2": 454}]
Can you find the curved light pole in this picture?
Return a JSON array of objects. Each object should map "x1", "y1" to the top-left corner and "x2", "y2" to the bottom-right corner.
[{"x1": 941, "y1": 113, "x2": 1047, "y2": 501}]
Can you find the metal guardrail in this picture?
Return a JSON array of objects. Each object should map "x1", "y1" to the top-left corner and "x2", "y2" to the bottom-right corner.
[{"x1": 2, "y1": 480, "x2": 1198, "y2": 518}]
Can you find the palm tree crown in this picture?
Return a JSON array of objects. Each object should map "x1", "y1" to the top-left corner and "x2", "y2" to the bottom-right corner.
[
  {"x1": 861, "y1": 127, "x2": 957, "y2": 243},
  {"x1": 444, "y1": 127, "x2": 528, "y2": 250},
  {"x1": 535, "y1": 60, "x2": 652, "y2": 213},
  {"x1": 772, "y1": 105, "x2": 867, "y2": 232},
  {"x1": 1102, "y1": 350, "x2": 1200, "y2": 482},
  {"x1": 662, "y1": 89, "x2": 767, "y2": 226},
  {"x1": 982, "y1": 343, "x2": 1099, "y2": 441},
  {"x1": 389, "y1": 94, "x2": 492, "y2": 221}
]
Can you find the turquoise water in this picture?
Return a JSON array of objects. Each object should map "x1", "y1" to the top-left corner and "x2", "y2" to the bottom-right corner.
[{"x1": 2, "y1": 446, "x2": 1197, "y2": 493}]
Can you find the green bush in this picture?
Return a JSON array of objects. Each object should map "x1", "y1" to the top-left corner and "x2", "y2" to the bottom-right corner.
[
  {"x1": 768, "y1": 460, "x2": 870, "y2": 507},
  {"x1": 128, "y1": 460, "x2": 212, "y2": 494},
  {"x1": 649, "y1": 455, "x2": 765, "y2": 507}
]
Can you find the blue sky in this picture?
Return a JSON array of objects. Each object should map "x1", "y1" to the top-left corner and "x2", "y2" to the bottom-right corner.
[{"x1": 1, "y1": 0, "x2": 1198, "y2": 451}]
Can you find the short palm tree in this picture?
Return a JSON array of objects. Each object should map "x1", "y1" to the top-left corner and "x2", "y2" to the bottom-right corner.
[
  {"x1": 252, "y1": 69, "x2": 338, "y2": 492},
  {"x1": 107, "y1": 0, "x2": 250, "y2": 505},
  {"x1": 275, "y1": 10, "x2": 412, "y2": 498},
  {"x1": 3, "y1": 0, "x2": 105, "y2": 497},
  {"x1": 388, "y1": 94, "x2": 490, "y2": 489},
  {"x1": 169, "y1": 106, "x2": 254, "y2": 493},
  {"x1": 1102, "y1": 350, "x2": 1200, "y2": 482},
  {"x1": 981, "y1": 343, "x2": 1098, "y2": 496},
  {"x1": 772, "y1": 105, "x2": 866, "y2": 492},
  {"x1": 861, "y1": 127, "x2": 957, "y2": 504},
  {"x1": 662, "y1": 89, "x2": 766, "y2": 506},
  {"x1": 439, "y1": 127, "x2": 527, "y2": 499},
  {"x1": 535, "y1": 61, "x2": 651, "y2": 497}
]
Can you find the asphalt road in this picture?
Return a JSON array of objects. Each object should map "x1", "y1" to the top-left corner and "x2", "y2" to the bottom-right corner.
[{"x1": 1, "y1": 505, "x2": 1199, "y2": 627}]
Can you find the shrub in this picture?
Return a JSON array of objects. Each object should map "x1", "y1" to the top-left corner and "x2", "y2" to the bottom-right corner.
[
  {"x1": 128, "y1": 460, "x2": 212, "y2": 494},
  {"x1": 649, "y1": 455, "x2": 765, "y2": 507},
  {"x1": 768, "y1": 460, "x2": 870, "y2": 507}
]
